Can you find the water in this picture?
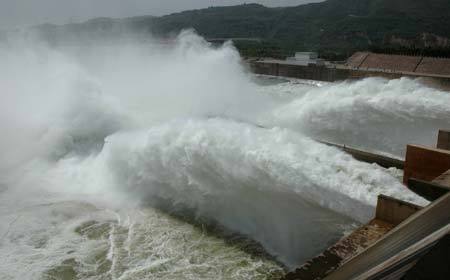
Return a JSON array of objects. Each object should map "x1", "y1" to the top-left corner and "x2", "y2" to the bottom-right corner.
[{"x1": 1, "y1": 30, "x2": 448, "y2": 279}]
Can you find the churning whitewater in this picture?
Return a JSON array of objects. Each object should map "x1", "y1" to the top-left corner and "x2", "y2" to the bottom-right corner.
[{"x1": 0, "y1": 30, "x2": 448, "y2": 279}]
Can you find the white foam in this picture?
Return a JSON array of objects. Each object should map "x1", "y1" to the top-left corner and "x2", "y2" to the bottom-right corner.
[
  {"x1": 0, "y1": 29, "x2": 441, "y2": 276},
  {"x1": 29, "y1": 118, "x2": 423, "y2": 267},
  {"x1": 267, "y1": 77, "x2": 450, "y2": 157}
]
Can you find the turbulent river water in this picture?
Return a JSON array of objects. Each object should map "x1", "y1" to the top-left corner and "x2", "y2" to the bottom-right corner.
[{"x1": 1, "y1": 30, "x2": 449, "y2": 279}]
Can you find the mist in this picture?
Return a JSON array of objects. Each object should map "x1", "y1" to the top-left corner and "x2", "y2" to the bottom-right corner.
[{"x1": 1, "y1": 29, "x2": 446, "y2": 278}]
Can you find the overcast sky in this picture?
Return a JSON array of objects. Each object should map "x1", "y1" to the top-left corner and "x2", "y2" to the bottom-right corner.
[{"x1": 0, "y1": 0, "x2": 324, "y2": 28}]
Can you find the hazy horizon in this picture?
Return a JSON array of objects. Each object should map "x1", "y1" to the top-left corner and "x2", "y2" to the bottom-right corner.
[{"x1": 0, "y1": 0, "x2": 324, "y2": 29}]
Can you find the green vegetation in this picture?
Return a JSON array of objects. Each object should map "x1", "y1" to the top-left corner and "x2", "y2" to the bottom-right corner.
[{"x1": 33, "y1": 0, "x2": 450, "y2": 59}]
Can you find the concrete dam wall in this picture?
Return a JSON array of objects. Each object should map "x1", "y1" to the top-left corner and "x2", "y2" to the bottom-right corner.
[
  {"x1": 249, "y1": 60, "x2": 413, "y2": 82},
  {"x1": 347, "y1": 52, "x2": 450, "y2": 77},
  {"x1": 250, "y1": 53, "x2": 450, "y2": 89},
  {"x1": 249, "y1": 60, "x2": 351, "y2": 82}
]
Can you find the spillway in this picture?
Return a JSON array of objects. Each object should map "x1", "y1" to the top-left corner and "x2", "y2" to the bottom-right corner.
[{"x1": 0, "y1": 31, "x2": 448, "y2": 279}]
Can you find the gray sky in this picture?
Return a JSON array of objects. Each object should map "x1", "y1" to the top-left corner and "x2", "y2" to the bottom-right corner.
[{"x1": 0, "y1": 0, "x2": 324, "y2": 28}]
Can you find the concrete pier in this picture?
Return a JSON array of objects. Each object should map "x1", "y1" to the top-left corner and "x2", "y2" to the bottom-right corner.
[
  {"x1": 283, "y1": 131, "x2": 450, "y2": 279},
  {"x1": 437, "y1": 130, "x2": 450, "y2": 150}
]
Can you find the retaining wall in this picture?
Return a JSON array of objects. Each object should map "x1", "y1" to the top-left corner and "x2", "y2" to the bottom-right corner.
[
  {"x1": 249, "y1": 59, "x2": 450, "y2": 89},
  {"x1": 250, "y1": 61, "x2": 350, "y2": 82}
]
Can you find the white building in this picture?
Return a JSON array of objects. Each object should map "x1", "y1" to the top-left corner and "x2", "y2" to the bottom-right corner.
[{"x1": 286, "y1": 52, "x2": 325, "y2": 66}]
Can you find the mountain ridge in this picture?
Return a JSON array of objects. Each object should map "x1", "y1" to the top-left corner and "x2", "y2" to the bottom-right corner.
[{"x1": 29, "y1": 0, "x2": 450, "y2": 58}]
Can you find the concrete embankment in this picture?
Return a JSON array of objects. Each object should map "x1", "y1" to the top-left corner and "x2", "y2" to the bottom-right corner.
[
  {"x1": 249, "y1": 60, "x2": 350, "y2": 82},
  {"x1": 249, "y1": 53, "x2": 450, "y2": 89},
  {"x1": 283, "y1": 130, "x2": 450, "y2": 280}
]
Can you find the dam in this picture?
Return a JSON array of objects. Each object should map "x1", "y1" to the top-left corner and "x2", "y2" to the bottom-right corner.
[
  {"x1": 283, "y1": 131, "x2": 450, "y2": 280},
  {"x1": 1, "y1": 31, "x2": 450, "y2": 280},
  {"x1": 249, "y1": 51, "x2": 450, "y2": 279},
  {"x1": 249, "y1": 52, "x2": 450, "y2": 89}
]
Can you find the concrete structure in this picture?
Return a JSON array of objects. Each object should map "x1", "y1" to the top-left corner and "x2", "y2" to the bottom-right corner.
[
  {"x1": 283, "y1": 196, "x2": 421, "y2": 280},
  {"x1": 319, "y1": 140, "x2": 404, "y2": 169},
  {"x1": 346, "y1": 52, "x2": 421, "y2": 72},
  {"x1": 284, "y1": 130, "x2": 450, "y2": 280},
  {"x1": 408, "y1": 175, "x2": 450, "y2": 201},
  {"x1": 437, "y1": 130, "x2": 450, "y2": 150},
  {"x1": 403, "y1": 145, "x2": 450, "y2": 185},
  {"x1": 325, "y1": 193, "x2": 450, "y2": 280},
  {"x1": 346, "y1": 52, "x2": 450, "y2": 77},
  {"x1": 416, "y1": 57, "x2": 450, "y2": 76},
  {"x1": 249, "y1": 52, "x2": 450, "y2": 88},
  {"x1": 250, "y1": 60, "x2": 349, "y2": 82},
  {"x1": 286, "y1": 52, "x2": 325, "y2": 66}
]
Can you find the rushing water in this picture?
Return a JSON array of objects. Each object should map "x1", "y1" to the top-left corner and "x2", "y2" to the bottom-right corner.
[{"x1": 1, "y1": 30, "x2": 449, "y2": 279}]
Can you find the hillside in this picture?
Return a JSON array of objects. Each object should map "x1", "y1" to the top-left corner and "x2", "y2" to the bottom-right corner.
[{"x1": 32, "y1": 0, "x2": 450, "y2": 59}]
